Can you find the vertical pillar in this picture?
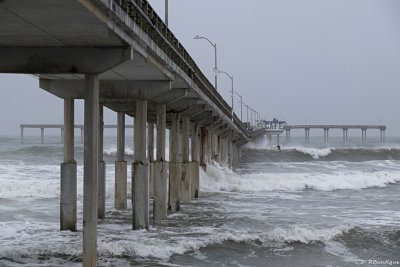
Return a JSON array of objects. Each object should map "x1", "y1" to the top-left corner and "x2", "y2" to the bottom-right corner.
[
  {"x1": 61, "y1": 128, "x2": 64, "y2": 144},
  {"x1": 383, "y1": 130, "x2": 386, "y2": 142},
  {"x1": 191, "y1": 124, "x2": 200, "y2": 199},
  {"x1": 97, "y1": 104, "x2": 106, "y2": 219},
  {"x1": 148, "y1": 123, "x2": 155, "y2": 198},
  {"x1": 82, "y1": 74, "x2": 99, "y2": 267},
  {"x1": 115, "y1": 112, "x2": 127, "y2": 210},
  {"x1": 228, "y1": 133, "x2": 233, "y2": 168},
  {"x1": 132, "y1": 99, "x2": 149, "y2": 230},
  {"x1": 200, "y1": 127, "x2": 206, "y2": 171},
  {"x1": 217, "y1": 135, "x2": 221, "y2": 163},
  {"x1": 181, "y1": 117, "x2": 191, "y2": 203},
  {"x1": 207, "y1": 130, "x2": 212, "y2": 161},
  {"x1": 20, "y1": 127, "x2": 24, "y2": 144},
  {"x1": 277, "y1": 134, "x2": 280, "y2": 145},
  {"x1": 169, "y1": 113, "x2": 181, "y2": 212},
  {"x1": 81, "y1": 128, "x2": 84, "y2": 144},
  {"x1": 154, "y1": 104, "x2": 168, "y2": 221},
  {"x1": 286, "y1": 130, "x2": 290, "y2": 143},
  {"x1": 41, "y1": 128, "x2": 44, "y2": 144},
  {"x1": 60, "y1": 99, "x2": 77, "y2": 231},
  {"x1": 346, "y1": 129, "x2": 348, "y2": 141}
]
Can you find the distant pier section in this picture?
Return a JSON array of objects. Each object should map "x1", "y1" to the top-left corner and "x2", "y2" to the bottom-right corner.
[
  {"x1": 20, "y1": 124, "x2": 134, "y2": 144},
  {"x1": 283, "y1": 125, "x2": 387, "y2": 143}
]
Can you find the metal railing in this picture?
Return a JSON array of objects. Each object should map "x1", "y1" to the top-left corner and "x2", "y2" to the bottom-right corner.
[{"x1": 112, "y1": 0, "x2": 250, "y2": 137}]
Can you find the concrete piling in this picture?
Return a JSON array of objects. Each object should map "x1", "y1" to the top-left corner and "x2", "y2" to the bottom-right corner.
[
  {"x1": 60, "y1": 99, "x2": 77, "y2": 231},
  {"x1": 200, "y1": 127, "x2": 206, "y2": 171},
  {"x1": 180, "y1": 117, "x2": 191, "y2": 203},
  {"x1": 191, "y1": 124, "x2": 200, "y2": 199},
  {"x1": 98, "y1": 104, "x2": 106, "y2": 219},
  {"x1": 41, "y1": 128, "x2": 44, "y2": 144},
  {"x1": 132, "y1": 99, "x2": 149, "y2": 230},
  {"x1": 153, "y1": 104, "x2": 168, "y2": 221},
  {"x1": 169, "y1": 113, "x2": 181, "y2": 212},
  {"x1": 82, "y1": 74, "x2": 99, "y2": 267},
  {"x1": 115, "y1": 112, "x2": 127, "y2": 210},
  {"x1": 148, "y1": 123, "x2": 155, "y2": 198}
]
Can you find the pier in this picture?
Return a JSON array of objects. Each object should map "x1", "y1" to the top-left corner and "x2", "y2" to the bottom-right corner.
[
  {"x1": 20, "y1": 124, "x2": 134, "y2": 144},
  {"x1": 0, "y1": 1, "x2": 266, "y2": 266},
  {"x1": 283, "y1": 125, "x2": 387, "y2": 143}
]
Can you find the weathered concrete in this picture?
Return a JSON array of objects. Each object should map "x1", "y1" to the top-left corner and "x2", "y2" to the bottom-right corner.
[
  {"x1": 60, "y1": 162, "x2": 77, "y2": 231},
  {"x1": 83, "y1": 74, "x2": 99, "y2": 267},
  {"x1": 61, "y1": 98, "x2": 76, "y2": 231},
  {"x1": 153, "y1": 161, "x2": 168, "y2": 220},
  {"x1": 191, "y1": 124, "x2": 200, "y2": 199},
  {"x1": 115, "y1": 161, "x2": 127, "y2": 210},
  {"x1": 200, "y1": 127, "x2": 206, "y2": 171},
  {"x1": 98, "y1": 104, "x2": 106, "y2": 219},
  {"x1": 148, "y1": 123, "x2": 155, "y2": 198},
  {"x1": 169, "y1": 113, "x2": 181, "y2": 212},
  {"x1": 41, "y1": 128, "x2": 44, "y2": 144},
  {"x1": 153, "y1": 104, "x2": 168, "y2": 221},
  {"x1": 132, "y1": 99, "x2": 149, "y2": 230},
  {"x1": 180, "y1": 117, "x2": 191, "y2": 203},
  {"x1": 115, "y1": 112, "x2": 127, "y2": 210}
]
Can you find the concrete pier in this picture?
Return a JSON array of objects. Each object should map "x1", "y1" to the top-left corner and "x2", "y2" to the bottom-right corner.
[
  {"x1": 82, "y1": 74, "x2": 99, "y2": 267},
  {"x1": 169, "y1": 113, "x2": 181, "y2": 212},
  {"x1": 148, "y1": 123, "x2": 155, "y2": 198},
  {"x1": 153, "y1": 104, "x2": 168, "y2": 221},
  {"x1": 60, "y1": 99, "x2": 77, "y2": 231},
  {"x1": 97, "y1": 104, "x2": 106, "y2": 219},
  {"x1": 200, "y1": 127, "x2": 206, "y2": 171},
  {"x1": 284, "y1": 125, "x2": 387, "y2": 143},
  {"x1": 132, "y1": 99, "x2": 149, "y2": 230},
  {"x1": 41, "y1": 128, "x2": 44, "y2": 144},
  {"x1": 180, "y1": 117, "x2": 191, "y2": 203},
  {"x1": 191, "y1": 124, "x2": 200, "y2": 199},
  {"x1": 115, "y1": 112, "x2": 127, "y2": 210}
]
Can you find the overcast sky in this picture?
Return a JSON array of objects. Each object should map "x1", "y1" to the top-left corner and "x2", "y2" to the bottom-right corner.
[{"x1": 1, "y1": 0, "x2": 400, "y2": 137}]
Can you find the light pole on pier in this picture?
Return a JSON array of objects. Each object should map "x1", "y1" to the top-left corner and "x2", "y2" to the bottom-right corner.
[
  {"x1": 217, "y1": 70, "x2": 234, "y2": 121},
  {"x1": 165, "y1": 0, "x2": 168, "y2": 26},
  {"x1": 194, "y1": 35, "x2": 218, "y2": 90},
  {"x1": 234, "y1": 91, "x2": 243, "y2": 122}
]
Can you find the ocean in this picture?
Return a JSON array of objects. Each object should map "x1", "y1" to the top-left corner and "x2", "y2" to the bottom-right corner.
[{"x1": 0, "y1": 135, "x2": 399, "y2": 267}]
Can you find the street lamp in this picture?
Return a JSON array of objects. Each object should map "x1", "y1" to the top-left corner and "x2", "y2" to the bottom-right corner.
[
  {"x1": 165, "y1": 0, "x2": 168, "y2": 26},
  {"x1": 194, "y1": 35, "x2": 218, "y2": 90},
  {"x1": 233, "y1": 91, "x2": 243, "y2": 122},
  {"x1": 217, "y1": 70, "x2": 234, "y2": 121}
]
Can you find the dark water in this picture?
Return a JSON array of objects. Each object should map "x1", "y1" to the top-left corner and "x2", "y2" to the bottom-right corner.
[{"x1": 0, "y1": 135, "x2": 400, "y2": 266}]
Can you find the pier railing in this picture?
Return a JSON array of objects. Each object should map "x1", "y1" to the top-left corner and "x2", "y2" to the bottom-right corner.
[{"x1": 111, "y1": 0, "x2": 249, "y2": 137}]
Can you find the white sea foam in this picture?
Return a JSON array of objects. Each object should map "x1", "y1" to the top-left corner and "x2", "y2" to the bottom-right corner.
[
  {"x1": 200, "y1": 163, "x2": 400, "y2": 192},
  {"x1": 290, "y1": 146, "x2": 333, "y2": 159}
]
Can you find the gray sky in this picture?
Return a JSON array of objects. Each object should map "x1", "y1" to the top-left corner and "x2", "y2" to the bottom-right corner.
[{"x1": 1, "y1": 0, "x2": 400, "y2": 136}]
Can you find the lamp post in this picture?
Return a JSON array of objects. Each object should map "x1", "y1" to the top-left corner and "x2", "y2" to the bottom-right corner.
[
  {"x1": 234, "y1": 91, "x2": 243, "y2": 122},
  {"x1": 217, "y1": 70, "x2": 234, "y2": 121},
  {"x1": 194, "y1": 35, "x2": 218, "y2": 90},
  {"x1": 165, "y1": 0, "x2": 168, "y2": 26}
]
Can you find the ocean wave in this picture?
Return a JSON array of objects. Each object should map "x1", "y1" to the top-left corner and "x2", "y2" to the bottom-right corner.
[
  {"x1": 200, "y1": 163, "x2": 400, "y2": 192},
  {"x1": 242, "y1": 146, "x2": 400, "y2": 162}
]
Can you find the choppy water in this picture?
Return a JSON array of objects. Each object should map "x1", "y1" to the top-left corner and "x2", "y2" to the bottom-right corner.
[{"x1": 0, "y1": 135, "x2": 400, "y2": 266}]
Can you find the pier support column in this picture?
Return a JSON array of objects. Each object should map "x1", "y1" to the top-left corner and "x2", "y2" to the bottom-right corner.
[
  {"x1": 132, "y1": 100, "x2": 149, "y2": 230},
  {"x1": 60, "y1": 99, "x2": 77, "y2": 231},
  {"x1": 41, "y1": 128, "x2": 44, "y2": 144},
  {"x1": 20, "y1": 127, "x2": 24, "y2": 144},
  {"x1": 83, "y1": 74, "x2": 99, "y2": 267},
  {"x1": 148, "y1": 123, "x2": 155, "y2": 198},
  {"x1": 181, "y1": 117, "x2": 191, "y2": 203},
  {"x1": 115, "y1": 112, "x2": 127, "y2": 210},
  {"x1": 323, "y1": 128, "x2": 329, "y2": 143},
  {"x1": 98, "y1": 104, "x2": 106, "y2": 219},
  {"x1": 380, "y1": 129, "x2": 385, "y2": 142},
  {"x1": 286, "y1": 130, "x2": 290, "y2": 143},
  {"x1": 228, "y1": 134, "x2": 233, "y2": 168},
  {"x1": 305, "y1": 128, "x2": 310, "y2": 143},
  {"x1": 169, "y1": 113, "x2": 181, "y2": 212},
  {"x1": 200, "y1": 127, "x2": 206, "y2": 171},
  {"x1": 277, "y1": 134, "x2": 280, "y2": 145},
  {"x1": 217, "y1": 135, "x2": 221, "y2": 163},
  {"x1": 154, "y1": 104, "x2": 168, "y2": 221},
  {"x1": 80, "y1": 128, "x2": 84, "y2": 144},
  {"x1": 361, "y1": 128, "x2": 367, "y2": 142},
  {"x1": 342, "y1": 129, "x2": 348, "y2": 142},
  {"x1": 61, "y1": 128, "x2": 64, "y2": 144},
  {"x1": 191, "y1": 124, "x2": 200, "y2": 199}
]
